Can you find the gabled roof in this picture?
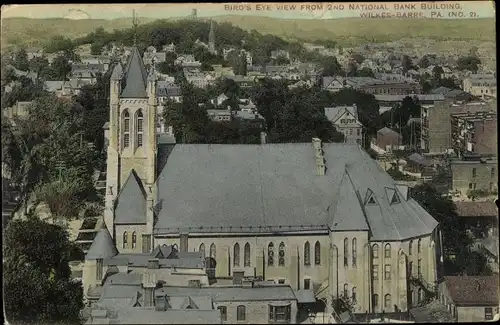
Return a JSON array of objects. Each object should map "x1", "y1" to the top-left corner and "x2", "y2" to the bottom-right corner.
[
  {"x1": 324, "y1": 106, "x2": 360, "y2": 124},
  {"x1": 86, "y1": 227, "x2": 118, "y2": 260},
  {"x1": 330, "y1": 172, "x2": 369, "y2": 231},
  {"x1": 377, "y1": 127, "x2": 400, "y2": 136},
  {"x1": 114, "y1": 170, "x2": 147, "y2": 224},
  {"x1": 444, "y1": 276, "x2": 499, "y2": 306},
  {"x1": 121, "y1": 47, "x2": 149, "y2": 98}
]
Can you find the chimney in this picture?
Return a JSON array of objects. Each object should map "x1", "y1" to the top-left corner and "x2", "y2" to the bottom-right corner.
[
  {"x1": 260, "y1": 132, "x2": 267, "y2": 144},
  {"x1": 180, "y1": 233, "x2": 189, "y2": 253},
  {"x1": 142, "y1": 272, "x2": 157, "y2": 307},
  {"x1": 312, "y1": 138, "x2": 326, "y2": 176}
]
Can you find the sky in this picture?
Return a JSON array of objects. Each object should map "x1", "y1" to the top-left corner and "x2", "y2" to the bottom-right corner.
[{"x1": 1, "y1": 2, "x2": 496, "y2": 20}]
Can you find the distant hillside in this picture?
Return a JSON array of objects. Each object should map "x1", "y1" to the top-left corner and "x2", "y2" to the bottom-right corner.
[{"x1": 1, "y1": 16, "x2": 495, "y2": 51}]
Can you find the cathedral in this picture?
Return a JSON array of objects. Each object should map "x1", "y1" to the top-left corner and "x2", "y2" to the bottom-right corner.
[{"x1": 99, "y1": 46, "x2": 442, "y2": 314}]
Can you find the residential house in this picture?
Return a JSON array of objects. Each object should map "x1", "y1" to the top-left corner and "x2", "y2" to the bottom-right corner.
[
  {"x1": 463, "y1": 76, "x2": 497, "y2": 99},
  {"x1": 207, "y1": 109, "x2": 232, "y2": 122},
  {"x1": 222, "y1": 48, "x2": 253, "y2": 66},
  {"x1": 224, "y1": 75, "x2": 255, "y2": 89},
  {"x1": 437, "y1": 276, "x2": 499, "y2": 322},
  {"x1": 233, "y1": 110, "x2": 266, "y2": 129},
  {"x1": 212, "y1": 93, "x2": 229, "y2": 108},
  {"x1": 79, "y1": 56, "x2": 111, "y2": 70},
  {"x1": 157, "y1": 81, "x2": 182, "y2": 116},
  {"x1": 324, "y1": 105, "x2": 363, "y2": 145},
  {"x1": 450, "y1": 154, "x2": 498, "y2": 196},
  {"x1": 3, "y1": 101, "x2": 33, "y2": 119},
  {"x1": 25, "y1": 47, "x2": 44, "y2": 60},
  {"x1": 455, "y1": 201, "x2": 498, "y2": 239},
  {"x1": 451, "y1": 111, "x2": 497, "y2": 156},
  {"x1": 184, "y1": 70, "x2": 214, "y2": 88},
  {"x1": 376, "y1": 127, "x2": 403, "y2": 151},
  {"x1": 375, "y1": 94, "x2": 445, "y2": 115},
  {"x1": 405, "y1": 153, "x2": 435, "y2": 179},
  {"x1": 270, "y1": 49, "x2": 290, "y2": 60},
  {"x1": 162, "y1": 43, "x2": 176, "y2": 53},
  {"x1": 143, "y1": 46, "x2": 167, "y2": 66},
  {"x1": 212, "y1": 65, "x2": 235, "y2": 78},
  {"x1": 174, "y1": 54, "x2": 200, "y2": 67},
  {"x1": 477, "y1": 236, "x2": 499, "y2": 273},
  {"x1": 430, "y1": 87, "x2": 474, "y2": 102},
  {"x1": 323, "y1": 77, "x2": 421, "y2": 95}
]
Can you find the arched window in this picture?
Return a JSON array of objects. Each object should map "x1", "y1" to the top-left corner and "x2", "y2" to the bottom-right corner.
[
  {"x1": 304, "y1": 242, "x2": 311, "y2": 266},
  {"x1": 384, "y1": 294, "x2": 392, "y2": 309},
  {"x1": 199, "y1": 243, "x2": 205, "y2": 258},
  {"x1": 122, "y1": 110, "x2": 130, "y2": 148},
  {"x1": 343, "y1": 284, "x2": 348, "y2": 297},
  {"x1": 132, "y1": 232, "x2": 137, "y2": 249},
  {"x1": 352, "y1": 238, "x2": 357, "y2": 267},
  {"x1": 233, "y1": 243, "x2": 240, "y2": 267},
  {"x1": 417, "y1": 288, "x2": 422, "y2": 303},
  {"x1": 268, "y1": 243, "x2": 274, "y2": 267},
  {"x1": 314, "y1": 241, "x2": 321, "y2": 265},
  {"x1": 384, "y1": 243, "x2": 391, "y2": 258},
  {"x1": 352, "y1": 287, "x2": 357, "y2": 302},
  {"x1": 210, "y1": 243, "x2": 216, "y2": 260},
  {"x1": 417, "y1": 239, "x2": 422, "y2": 254},
  {"x1": 373, "y1": 294, "x2": 379, "y2": 308},
  {"x1": 278, "y1": 242, "x2": 285, "y2": 267},
  {"x1": 123, "y1": 231, "x2": 128, "y2": 248},
  {"x1": 136, "y1": 110, "x2": 144, "y2": 148},
  {"x1": 244, "y1": 243, "x2": 250, "y2": 267},
  {"x1": 344, "y1": 238, "x2": 349, "y2": 267},
  {"x1": 409, "y1": 240, "x2": 413, "y2": 255},
  {"x1": 237, "y1": 305, "x2": 246, "y2": 321},
  {"x1": 372, "y1": 244, "x2": 379, "y2": 259}
]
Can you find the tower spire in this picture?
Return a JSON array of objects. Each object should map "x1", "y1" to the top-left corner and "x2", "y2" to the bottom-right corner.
[{"x1": 132, "y1": 9, "x2": 139, "y2": 47}]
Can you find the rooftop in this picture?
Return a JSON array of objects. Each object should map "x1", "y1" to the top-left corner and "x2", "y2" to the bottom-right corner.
[
  {"x1": 455, "y1": 201, "x2": 498, "y2": 217},
  {"x1": 443, "y1": 276, "x2": 499, "y2": 306}
]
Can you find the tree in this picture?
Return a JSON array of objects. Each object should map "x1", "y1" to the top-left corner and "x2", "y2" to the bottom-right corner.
[
  {"x1": 418, "y1": 55, "x2": 431, "y2": 69},
  {"x1": 44, "y1": 35, "x2": 75, "y2": 56},
  {"x1": 402, "y1": 55, "x2": 412, "y2": 73},
  {"x1": 457, "y1": 56, "x2": 481, "y2": 73},
  {"x1": 346, "y1": 61, "x2": 358, "y2": 77},
  {"x1": 29, "y1": 55, "x2": 50, "y2": 76},
  {"x1": 356, "y1": 67, "x2": 375, "y2": 78},
  {"x1": 351, "y1": 53, "x2": 365, "y2": 65},
  {"x1": 90, "y1": 42, "x2": 103, "y2": 55},
  {"x1": 319, "y1": 56, "x2": 343, "y2": 77},
  {"x1": 4, "y1": 218, "x2": 84, "y2": 324},
  {"x1": 14, "y1": 48, "x2": 30, "y2": 71},
  {"x1": 51, "y1": 54, "x2": 72, "y2": 80},
  {"x1": 274, "y1": 55, "x2": 290, "y2": 65}
]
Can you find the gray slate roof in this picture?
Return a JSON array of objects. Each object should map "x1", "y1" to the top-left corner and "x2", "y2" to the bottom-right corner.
[
  {"x1": 121, "y1": 47, "x2": 149, "y2": 98},
  {"x1": 152, "y1": 143, "x2": 437, "y2": 240},
  {"x1": 324, "y1": 106, "x2": 359, "y2": 123},
  {"x1": 86, "y1": 228, "x2": 118, "y2": 260},
  {"x1": 115, "y1": 171, "x2": 147, "y2": 224}
]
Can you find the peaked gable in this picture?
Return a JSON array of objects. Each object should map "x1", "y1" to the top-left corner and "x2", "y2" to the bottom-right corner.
[
  {"x1": 330, "y1": 172, "x2": 369, "y2": 231},
  {"x1": 121, "y1": 47, "x2": 149, "y2": 98},
  {"x1": 86, "y1": 228, "x2": 118, "y2": 260},
  {"x1": 115, "y1": 170, "x2": 147, "y2": 224}
]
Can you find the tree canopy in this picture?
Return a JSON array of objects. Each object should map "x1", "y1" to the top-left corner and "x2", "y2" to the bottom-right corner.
[{"x1": 457, "y1": 56, "x2": 481, "y2": 73}]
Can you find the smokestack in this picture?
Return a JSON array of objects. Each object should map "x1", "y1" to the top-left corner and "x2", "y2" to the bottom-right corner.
[
  {"x1": 260, "y1": 132, "x2": 267, "y2": 144},
  {"x1": 312, "y1": 138, "x2": 326, "y2": 176}
]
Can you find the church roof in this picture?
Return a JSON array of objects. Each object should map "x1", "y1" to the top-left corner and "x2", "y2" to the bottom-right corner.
[
  {"x1": 86, "y1": 227, "x2": 118, "y2": 260},
  {"x1": 151, "y1": 143, "x2": 438, "y2": 240},
  {"x1": 111, "y1": 63, "x2": 123, "y2": 80},
  {"x1": 115, "y1": 170, "x2": 147, "y2": 224},
  {"x1": 121, "y1": 47, "x2": 149, "y2": 98}
]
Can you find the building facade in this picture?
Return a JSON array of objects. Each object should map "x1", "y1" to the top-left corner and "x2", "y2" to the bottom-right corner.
[
  {"x1": 324, "y1": 106, "x2": 363, "y2": 145},
  {"x1": 450, "y1": 156, "x2": 498, "y2": 195}
]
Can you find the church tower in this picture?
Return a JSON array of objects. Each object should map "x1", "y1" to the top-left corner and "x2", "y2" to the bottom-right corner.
[{"x1": 208, "y1": 20, "x2": 216, "y2": 55}]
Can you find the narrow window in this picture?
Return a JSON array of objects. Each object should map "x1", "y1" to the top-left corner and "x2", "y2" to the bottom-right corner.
[
  {"x1": 418, "y1": 259, "x2": 422, "y2": 277},
  {"x1": 304, "y1": 242, "x2": 311, "y2": 266},
  {"x1": 472, "y1": 167, "x2": 477, "y2": 177},
  {"x1": 304, "y1": 278, "x2": 311, "y2": 290},
  {"x1": 384, "y1": 264, "x2": 392, "y2": 280},
  {"x1": 385, "y1": 244, "x2": 391, "y2": 258},
  {"x1": 384, "y1": 294, "x2": 392, "y2": 309},
  {"x1": 409, "y1": 261, "x2": 413, "y2": 277},
  {"x1": 268, "y1": 243, "x2": 274, "y2": 267},
  {"x1": 96, "y1": 258, "x2": 103, "y2": 281},
  {"x1": 233, "y1": 243, "x2": 240, "y2": 267},
  {"x1": 123, "y1": 110, "x2": 130, "y2": 148},
  {"x1": 123, "y1": 231, "x2": 128, "y2": 248},
  {"x1": 132, "y1": 232, "x2": 137, "y2": 249},
  {"x1": 373, "y1": 264, "x2": 379, "y2": 280},
  {"x1": 352, "y1": 238, "x2": 357, "y2": 267},
  {"x1": 343, "y1": 283, "x2": 348, "y2": 297},
  {"x1": 373, "y1": 294, "x2": 379, "y2": 309},
  {"x1": 314, "y1": 241, "x2": 321, "y2": 265},
  {"x1": 485, "y1": 307, "x2": 493, "y2": 320},
  {"x1": 352, "y1": 287, "x2": 357, "y2": 302},
  {"x1": 244, "y1": 243, "x2": 250, "y2": 267},
  {"x1": 409, "y1": 240, "x2": 413, "y2": 255},
  {"x1": 136, "y1": 110, "x2": 144, "y2": 148},
  {"x1": 210, "y1": 243, "x2": 216, "y2": 260},
  {"x1": 237, "y1": 305, "x2": 246, "y2": 321},
  {"x1": 344, "y1": 238, "x2": 349, "y2": 267},
  {"x1": 417, "y1": 239, "x2": 422, "y2": 254},
  {"x1": 372, "y1": 244, "x2": 379, "y2": 259},
  {"x1": 199, "y1": 243, "x2": 205, "y2": 258},
  {"x1": 278, "y1": 242, "x2": 285, "y2": 267},
  {"x1": 142, "y1": 234, "x2": 151, "y2": 253},
  {"x1": 218, "y1": 306, "x2": 227, "y2": 321}
]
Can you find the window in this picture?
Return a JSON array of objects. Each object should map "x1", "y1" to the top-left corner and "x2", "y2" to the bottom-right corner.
[
  {"x1": 352, "y1": 287, "x2": 357, "y2": 302},
  {"x1": 132, "y1": 232, "x2": 137, "y2": 249},
  {"x1": 357, "y1": 128, "x2": 361, "y2": 136},
  {"x1": 234, "y1": 243, "x2": 240, "y2": 267},
  {"x1": 96, "y1": 258, "x2": 103, "y2": 281},
  {"x1": 123, "y1": 231, "x2": 128, "y2": 248},
  {"x1": 372, "y1": 294, "x2": 379, "y2": 308},
  {"x1": 304, "y1": 242, "x2": 311, "y2": 266},
  {"x1": 418, "y1": 259, "x2": 422, "y2": 277},
  {"x1": 384, "y1": 264, "x2": 391, "y2": 280},
  {"x1": 268, "y1": 243, "x2": 274, "y2": 267},
  {"x1": 142, "y1": 234, "x2": 151, "y2": 253},
  {"x1": 278, "y1": 279, "x2": 285, "y2": 284},
  {"x1": 372, "y1": 244, "x2": 379, "y2": 259},
  {"x1": 218, "y1": 306, "x2": 227, "y2": 321},
  {"x1": 409, "y1": 261, "x2": 413, "y2": 276},
  {"x1": 136, "y1": 110, "x2": 144, "y2": 147},
  {"x1": 352, "y1": 238, "x2": 357, "y2": 267},
  {"x1": 314, "y1": 241, "x2": 321, "y2": 265},
  {"x1": 343, "y1": 284, "x2": 348, "y2": 297},
  {"x1": 344, "y1": 238, "x2": 349, "y2": 267},
  {"x1": 244, "y1": 243, "x2": 251, "y2": 267},
  {"x1": 279, "y1": 242, "x2": 285, "y2": 267},
  {"x1": 384, "y1": 244, "x2": 391, "y2": 258},
  {"x1": 469, "y1": 182, "x2": 473, "y2": 189},
  {"x1": 491, "y1": 167, "x2": 495, "y2": 178},
  {"x1": 269, "y1": 305, "x2": 291, "y2": 323},
  {"x1": 417, "y1": 239, "x2": 422, "y2": 254},
  {"x1": 210, "y1": 243, "x2": 216, "y2": 260},
  {"x1": 367, "y1": 196, "x2": 376, "y2": 204},
  {"x1": 384, "y1": 294, "x2": 392, "y2": 309},
  {"x1": 373, "y1": 264, "x2": 379, "y2": 280},
  {"x1": 199, "y1": 243, "x2": 205, "y2": 258},
  {"x1": 189, "y1": 280, "x2": 201, "y2": 287},
  {"x1": 409, "y1": 240, "x2": 413, "y2": 255},
  {"x1": 123, "y1": 110, "x2": 130, "y2": 148},
  {"x1": 237, "y1": 305, "x2": 246, "y2": 321},
  {"x1": 485, "y1": 307, "x2": 493, "y2": 320},
  {"x1": 304, "y1": 278, "x2": 311, "y2": 290},
  {"x1": 472, "y1": 167, "x2": 477, "y2": 177}
]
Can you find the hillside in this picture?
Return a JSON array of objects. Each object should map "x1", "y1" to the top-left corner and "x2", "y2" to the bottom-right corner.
[{"x1": 1, "y1": 15, "x2": 495, "y2": 51}]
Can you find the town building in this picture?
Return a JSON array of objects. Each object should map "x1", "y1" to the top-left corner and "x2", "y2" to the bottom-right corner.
[
  {"x1": 450, "y1": 154, "x2": 497, "y2": 197},
  {"x1": 463, "y1": 74, "x2": 497, "y2": 99},
  {"x1": 323, "y1": 77, "x2": 421, "y2": 95},
  {"x1": 375, "y1": 127, "x2": 403, "y2": 151},
  {"x1": 95, "y1": 46, "x2": 442, "y2": 320},
  {"x1": 451, "y1": 111, "x2": 497, "y2": 156},
  {"x1": 143, "y1": 46, "x2": 167, "y2": 65},
  {"x1": 324, "y1": 105, "x2": 363, "y2": 145}
]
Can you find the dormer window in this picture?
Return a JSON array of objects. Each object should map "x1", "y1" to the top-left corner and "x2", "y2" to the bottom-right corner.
[
  {"x1": 367, "y1": 196, "x2": 376, "y2": 205},
  {"x1": 136, "y1": 110, "x2": 144, "y2": 148},
  {"x1": 391, "y1": 193, "x2": 400, "y2": 204},
  {"x1": 123, "y1": 110, "x2": 130, "y2": 148}
]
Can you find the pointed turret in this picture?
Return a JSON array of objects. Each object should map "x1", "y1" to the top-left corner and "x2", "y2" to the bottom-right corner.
[
  {"x1": 111, "y1": 63, "x2": 123, "y2": 81},
  {"x1": 121, "y1": 47, "x2": 148, "y2": 98},
  {"x1": 85, "y1": 227, "x2": 118, "y2": 260}
]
